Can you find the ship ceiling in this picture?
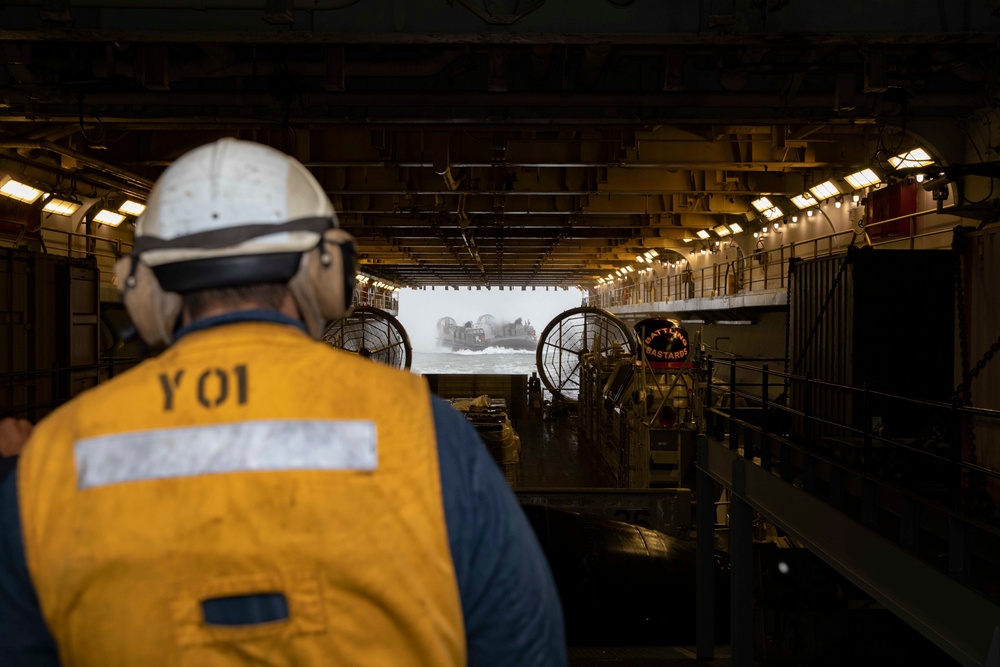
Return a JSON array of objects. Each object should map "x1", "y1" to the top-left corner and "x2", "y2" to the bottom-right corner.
[{"x1": 2, "y1": 1, "x2": 1000, "y2": 288}]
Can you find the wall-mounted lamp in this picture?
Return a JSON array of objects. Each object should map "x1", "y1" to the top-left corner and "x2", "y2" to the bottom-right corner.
[
  {"x1": 93, "y1": 209, "x2": 126, "y2": 227},
  {"x1": 118, "y1": 200, "x2": 147, "y2": 216},
  {"x1": 809, "y1": 180, "x2": 842, "y2": 201},
  {"x1": 834, "y1": 195, "x2": 843, "y2": 208},
  {"x1": 791, "y1": 193, "x2": 819, "y2": 209},
  {"x1": 41, "y1": 195, "x2": 81, "y2": 216},
  {"x1": 0, "y1": 176, "x2": 44, "y2": 204},
  {"x1": 889, "y1": 147, "x2": 933, "y2": 169},
  {"x1": 845, "y1": 168, "x2": 881, "y2": 189}
]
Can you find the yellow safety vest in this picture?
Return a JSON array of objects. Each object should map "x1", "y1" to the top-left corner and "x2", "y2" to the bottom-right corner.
[{"x1": 18, "y1": 321, "x2": 466, "y2": 667}]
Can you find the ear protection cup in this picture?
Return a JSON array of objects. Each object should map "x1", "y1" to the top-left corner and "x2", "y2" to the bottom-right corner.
[
  {"x1": 288, "y1": 228, "x2": 357, "y2": 338},
  {"x1": 113, "y1": 256, "x2": 184, "y2": 348}
]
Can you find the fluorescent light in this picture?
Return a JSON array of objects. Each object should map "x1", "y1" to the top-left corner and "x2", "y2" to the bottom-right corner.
[
  {"x1": 647, "y1": 250, "x2": 658, "y2": 257},
  {"x1": 0, "y1": 177, "x2": 43, "y2": 204},
  {"x1": 751, "y1": 197, "x2": 773, "y2": 212},
  {"x1": 635, "y1": 255, "x2": 645, "y2": 263},
  {"x1": 889, "y1": 147, "x2": 933, "y2": 169},
  {"x1": 93, "y1": 209, "x2": 126, "y2": 226},
  {"x1": 809, "y1": 180, "x2": 841, "y2": 200},
  {"x1": 728, "y1": 222, "x2": 744, "y2": 233},
  {"x1": 845, "y1": 168, "x2": 881, "y2": 189},
  {"x1": 42, "y1": 197, "x2": 81, "y2": 216},
  {"x1": 682, "y1": 237, "x2": 693, "y2": 243},
  {"x1": 762, "y1": 206, "x2": 783, "y2": 220},
  {"x1": 118, "y1": 200, "x2": 146, "y2": 216},
  {"x1": 791, "y1": 193, "x2": 818, "y2": 209},
  {"x1": 713, "y1": 224, "x2": 731, "y2": 237},
  {"x1": 696, "y1": 229, "x2": 710, "y2": 239}
]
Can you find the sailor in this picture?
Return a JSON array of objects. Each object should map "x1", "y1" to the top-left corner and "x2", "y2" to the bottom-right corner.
[{"x1": 0, "y1": 138, "x2": 566, "y2": 666}]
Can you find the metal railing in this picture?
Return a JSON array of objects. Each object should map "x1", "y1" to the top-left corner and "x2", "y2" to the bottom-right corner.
[
  {"x1": 704, "y1": 355, "x2": 1000, "y2": 603},
  {"x1": 585, "y1": 211, "x2": 959, "y2": 310}
]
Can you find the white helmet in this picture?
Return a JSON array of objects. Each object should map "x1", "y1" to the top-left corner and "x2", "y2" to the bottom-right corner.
[{"x1": 114, "y1": 138, "x2": 356, "y2": 346}]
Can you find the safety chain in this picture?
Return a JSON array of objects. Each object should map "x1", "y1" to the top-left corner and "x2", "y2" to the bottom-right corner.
[{"x1": 951, "y1": 227, "x2": 995, "y2": 519}]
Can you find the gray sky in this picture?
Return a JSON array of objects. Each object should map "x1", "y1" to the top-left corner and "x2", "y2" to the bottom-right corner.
[{"x1": 397, "y1": 287, "x2": 584, "y2": 352}]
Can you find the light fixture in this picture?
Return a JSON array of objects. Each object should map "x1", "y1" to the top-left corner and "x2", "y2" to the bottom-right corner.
[
  {"x1": 751, "y1": 196, "x2": 774, "y2": 212},
  {"x1": 852, "y1": 194, "x2": 861, "y2": 203},
  {"x1": 791, "y1": 215, "x2": 799, "y2": 223},
  {"x1": 762, "y1": 206, "x2": 783, "y2": 220},
  {"x1": 93, "y1": 209, "x2": 126, "y2": 226},
  {"x1": 773, "y1": 222, "x2": 779, "y2": 229},
  {"x1": 625, "y1": 265, "x2": 635, "y2": 273},
  {"x1": 701, "y1": 248, "x2": 707, "y2": 255},
  {"x1": 713, "y1": 224, "x2": 731, "y2": 237},
  {"x1": 844, "y1": 168, "x2": 881, "y2": 189},
  {"x1": 647, "y1": 250, "x2": 658, "y2": 258},
  {"x1": 635, "y1": 255, "x2": 645, "y2": 263},
  {"x1": 915, "y1": 173, "x2": 925, "y2": 183},
  {"x1": 889, "y1": 147, "x2": 933, "y2": 169},
  {"x1": 791, "y1": 193, "x2": 819, "y2": 209},
  {"x1": 41, "y1": 195, "x2": 81, "y2": 216},
  {"x1": 807, "y1": 209, "x2": 814, "y2": 217},
  {"x1": 118, "y1": 200, "x2": 146, "y2": 216},
  {"x1": 728, "y1": 222, "x2": 744, "y2": 234},
  {"x1": 696, "y1": 229, "x2": 711, "y2": 239},
  {"x1": 834, "y1": 195, "x2": 843, "y2": 208},
  {"x1": 0, "y1": 176, "x2": 44, "y2": 204},
  {"x1": 682, "y1": 237, "x2": 693, "y2": 243},
  {"x1": 753, "y1": 232, "x2": 759, "y2": 238},
  {"x1": 809, "y1": 180, "x2": 841, "y2": 201}
]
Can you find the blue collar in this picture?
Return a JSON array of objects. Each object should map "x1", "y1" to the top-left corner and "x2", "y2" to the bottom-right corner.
[{"x1": 174, "y1": 309, "x2": 309, "y2": 340}]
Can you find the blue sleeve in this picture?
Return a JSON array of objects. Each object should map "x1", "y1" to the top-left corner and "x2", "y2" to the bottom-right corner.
[
  {"x1": 0, "y1": 463, "x2": 60, "y2": 666},
  {"x1": 432, "y1": 396, "x2": 567, "y2": 667}
]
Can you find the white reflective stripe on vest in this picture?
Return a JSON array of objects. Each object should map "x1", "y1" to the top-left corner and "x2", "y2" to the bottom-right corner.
[{"x1": 74, "y1": 420, "x2": 378, "y2": 489}]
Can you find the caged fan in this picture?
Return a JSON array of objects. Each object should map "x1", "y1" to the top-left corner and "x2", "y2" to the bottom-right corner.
[
  {"x1": 323, "y1": 307, "x2": 413, "y2": 371},
  {"x1": 535, "y1": 306, "x2": 636, "y2": 403}
]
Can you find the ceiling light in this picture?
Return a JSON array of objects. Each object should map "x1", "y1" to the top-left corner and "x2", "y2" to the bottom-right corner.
[
  {"x1": 683, "y1": 237, "x2": 693, "y2": 243},
  {"x1": 647, "y1": 250, "x2": 658, "y2": 257},
  {"x1": 791, "y1": 193, "x2": 819, "y2": 209},
  {"x1": 845, "y1": 168, "x2": 881, "y2": 189},
  {"x1": 93, "y1": 209, "x2": 126, "y2": 226},
  {"x1": 889, "y1": 147, "x2": 933, "y2": 169},
  {"x1": 42, "y1": 196, "x2": 81, "y2": 216},
  {"x1": 625, "y1": 265, "x2": 635, "y2": 273},
  {"x1": 751, "y1": 197, "x2": 774, "y2": 212},
  {"x1": 118, "y1": 200, "x2": 146, "y2": 216},
  {"x1": 809, "y1": 180, "x2": 841, "y2": 200},
  {"x1": 713, "y1": 224, "x2": 731, "y2": 237},
  {"x1": 762, "y1": 206, "x2": 783, "y2": 220},
  {"x1": 635, "y1": 255, "x2": 645, "y2": 263},
  {"x1": 728, "y1": 222, "x2": 743, "y2": 234},
  {"x1": 696, "y1": 229, "x2": 710, "y2": 239},
  {"x1": 0, "y1": 176, "x2": 43, "y2": 204}
]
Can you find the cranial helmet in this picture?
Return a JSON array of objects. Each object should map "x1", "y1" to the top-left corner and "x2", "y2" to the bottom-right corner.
[{"x1": 114, "y1": 138, "x2": 356, "y2": 346}]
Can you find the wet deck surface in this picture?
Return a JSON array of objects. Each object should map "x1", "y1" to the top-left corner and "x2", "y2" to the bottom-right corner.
[{"x1": 507, "y1": 410, "x2": 731, "y2": 667}]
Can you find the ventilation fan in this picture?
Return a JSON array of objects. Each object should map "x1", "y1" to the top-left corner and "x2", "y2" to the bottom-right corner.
[
  {"x1": 536, "y1": 306, "x2": 636, "y2": 403},
  {"x1": 323, "y1": 307, "x2": 413, "y2": 371}
]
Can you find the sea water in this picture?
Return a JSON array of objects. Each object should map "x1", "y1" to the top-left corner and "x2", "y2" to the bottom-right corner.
[{"x1": 410, "y1": 347, "x2": 538, "y2": 376}]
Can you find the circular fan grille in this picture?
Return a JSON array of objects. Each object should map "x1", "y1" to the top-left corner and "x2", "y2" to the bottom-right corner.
[
  {"x1": 323, "y1": 307, "x2": 413, "y2": 371},
  {"x1": 535, "y1": 306, "x2": 636, "y2": 402}
]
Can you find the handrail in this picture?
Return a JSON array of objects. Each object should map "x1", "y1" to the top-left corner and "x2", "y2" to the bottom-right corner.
[{"x1": 586, "y1": 216, "x2": 959, "y2": 310}]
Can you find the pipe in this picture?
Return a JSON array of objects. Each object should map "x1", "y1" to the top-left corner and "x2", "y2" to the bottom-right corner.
[{"x1": 0, "y1": 142, "x2": 154, "y2": 190}]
